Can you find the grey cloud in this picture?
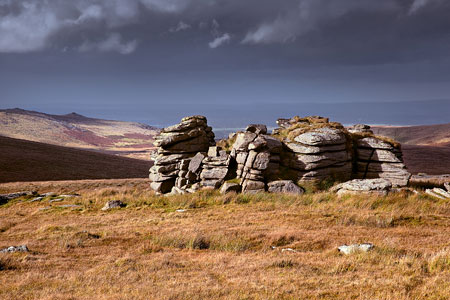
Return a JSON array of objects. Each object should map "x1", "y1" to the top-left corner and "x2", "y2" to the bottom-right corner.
[
  {"x1": 209, "y1": 33, "x2": 231, "y2": 49},
  {"x1": 169, "y1": 21, "x2": 191, "y2": 33},
  {"x1": 242, "y1": 0, "x2": 400, "y2": 44},
  {"x1": 0, "y1": 0, "x2": 449, "y2": 67}
]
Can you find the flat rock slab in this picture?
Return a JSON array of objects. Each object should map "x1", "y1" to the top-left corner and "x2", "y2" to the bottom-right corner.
[
  {"x1": 357, "y1": 137, "x2": 394, "y2": 150},
  {"x1": 331, "y1": 178, "x2": 392, "y2": 195},
  {"x1": 294, "y1": 128, "x2": 346, "y2": 146},
  {"x1": 49, "y1": 198, "x2": 64, "y2": 203}
]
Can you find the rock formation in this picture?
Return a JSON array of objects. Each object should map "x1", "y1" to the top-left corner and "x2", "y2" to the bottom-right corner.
[
  {"x1": 230, "y1": 129, "x2": 282, "y2": 193},
  {"x1": 150, "y1": 115, "x2": 411, "y2": 194},
  {"x1": 276, "y1": 116, "x2": 353, "y2": 182},
  {"x1": 350, "y1": 125, "x2": 411, "y2": 187},
  {"x1": 149, "y1": 116, "x2": 215, "y2": 193}
]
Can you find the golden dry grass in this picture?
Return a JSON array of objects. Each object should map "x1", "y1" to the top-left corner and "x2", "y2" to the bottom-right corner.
[{"x1": 1, "y1": 179, "x2": 450, "y2": 299}]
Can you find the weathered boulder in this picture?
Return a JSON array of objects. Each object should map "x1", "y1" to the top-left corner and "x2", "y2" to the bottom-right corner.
[
  {"x1": 267, "y1": 180, "x2": 304, "y2": 195},
  {"x1": 242, "y1": 180, "x2": 265, "y2": 193},
  {"x1": 101, "y1": 200, "x2": 126, "y2": 211},
  {"x1": 331, "y1": 178, "x2": 392, "y2": 196},
  {"x1": 220, "y1": 182, "x2": 241, "y2": 194},
  {"x1": 245, "y1": 124, "x2": 268, "y2": 135}
]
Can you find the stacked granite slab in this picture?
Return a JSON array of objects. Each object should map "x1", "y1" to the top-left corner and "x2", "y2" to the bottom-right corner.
[
  {"x1": 348, "y1": 124, "x2": 410, "y2": 187},
  {"x1": 230, "y1": 124, "x2": 283, "y2": 193},
  {"x1": 279, "y1": 120, "x2": 352, "y2": 182},
  {"x1": 200, "y1": 147, "x2": 232, "y2": 189},
  {"x1": 354, "y1": 136, "x2": 410, "y2": 187},
  {"x1": 149, "y1": 116, "x2": 215, "y2": 193}
]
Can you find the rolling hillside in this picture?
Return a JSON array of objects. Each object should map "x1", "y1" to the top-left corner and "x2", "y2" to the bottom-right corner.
[
  {"x1": 0, "y1": 108, "x2": 159, "y2": 160},
  {"x1": 0, "y1": 136, "x2": 151, "y2": 183},
  {"x1": 372, "y1": 123, "x2": 450, "y2": 146}
]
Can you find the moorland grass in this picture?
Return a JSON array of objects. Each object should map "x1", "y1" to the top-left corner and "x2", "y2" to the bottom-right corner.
[{"x1": 0, "y1": 178, "x2": 449, "y2": 299}]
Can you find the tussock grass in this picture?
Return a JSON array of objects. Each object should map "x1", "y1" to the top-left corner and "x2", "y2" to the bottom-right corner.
[{"x1": 0, "y1": 178, "x2": 449, "y2": 299}]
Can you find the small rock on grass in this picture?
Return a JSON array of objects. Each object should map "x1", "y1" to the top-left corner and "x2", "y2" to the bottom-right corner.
[
  {"x1": 338, "y1": 243, "x2": 374, "y2": 255},
  {"x1": 49, "y1": 198, "x2": 64, "y2": 203},
  {"x1": 29, "y1": 197, "x2": 44, "y2": 202},
  {"x1": 101, "y1": 200, "x2": 126, "y2": 211},
  {"x1": 0, "y1": 245, "x2": 29, "y2": 253}
]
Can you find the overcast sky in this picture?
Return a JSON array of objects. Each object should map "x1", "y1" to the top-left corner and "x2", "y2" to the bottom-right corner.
[{"x1": 1, "y1": 0, "x2": 450, "y2": 126}]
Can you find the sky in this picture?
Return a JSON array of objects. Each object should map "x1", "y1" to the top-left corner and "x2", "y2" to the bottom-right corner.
[{"x1": 1, "y1": 0, "x2": 450, "y2": 128}]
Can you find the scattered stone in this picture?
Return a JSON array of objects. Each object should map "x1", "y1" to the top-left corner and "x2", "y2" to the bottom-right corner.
[
  {"x1": 49, "y1": 198, "x2": 64, "y2": 203},
  {"x1": 175, "y1": 209, "x2": 186, "y2": 212},
  {"x1": 59, "y1": 194, "x2": 80, "y2": 198},
  {"x1": 220, "y1": 182, "x2": 241, "y2": 194},
  {"x1": 58, "y1": 205, "x2": 82, "y2": 209},
  {"x1": 0, "y1": 245, "x2": 29, "y2": 253},
  {"x1": 281, "y1": 248, "x2": 298, "y2": 253},
  {"x1": 425, "y1": 188, "x2": 450, "y2": 200},
  {"x1": 0, "y1": 191, "x2": 37, "y2": 203},
  {"x1": 267, "y1": 180, "x2": 305, "y2": 195},
  {"x1": 40, "y1": 192, "x2": 57, "y2": 197},
  {"x1": 38, "y1": 206, "x2": 52, "y2": 211},
  {"x1": 246, "y1": 124, "x2": 268, "y2": 135},
  {"x1": 331, "y1": 179, "x2": 392, "y2": 196},
  {"x1": 338, "y1": 243, "x2": 374, "y2": 255},
  {"x1": 101, "y1": 200, "x2": 126, "y2": 211},
  {"x1": 431, "y1": 188, "x2": 450, "y2": 199},
  {"x1": 29, "y1": 197, "x2": 44, "y2": 202},
  {"x1": 445, "y1": 182, "x2": 450, "y2": 192},
  {"x1": 169, "y1": 186, "x2": 186, "y2": 195}
]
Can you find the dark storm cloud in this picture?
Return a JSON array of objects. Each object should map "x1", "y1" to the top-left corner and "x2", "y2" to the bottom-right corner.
[{"x1": 0, "y1": 0, "x2": 449, "y2": 65}]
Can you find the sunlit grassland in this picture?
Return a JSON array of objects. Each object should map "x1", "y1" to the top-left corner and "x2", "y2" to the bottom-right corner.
[{"x1": 1, "y1": 178, "x2": 449, "y2": 299}]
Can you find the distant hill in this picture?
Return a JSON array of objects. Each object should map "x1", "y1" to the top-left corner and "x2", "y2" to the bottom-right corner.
[
  {"x1": 371, "y1": 123, "x2": 450, "y2": 146},
  {"x1": 0, "y1": 136, "x2": 151, "y2": 183},
  {"x1": 0, "y1": 108, "x2": 159, "y2": 160}
]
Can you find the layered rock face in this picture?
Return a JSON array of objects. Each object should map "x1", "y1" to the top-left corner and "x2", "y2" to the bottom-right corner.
[
  {"x1": 149, "y1": 116, "x2": 411, "y2": 194},
  {"x1": 278, "y1": 117, "x2": 352, "y2": 182},
  {"x1": 351, "y1": 126, "x2": 411, "y2": 187},
  {"x1": 149, "y1": 116, "x2": 215, "y2": 193},
  {"x1": 200, "y1": 148, "x2": 232, "y2": 189},
  {"x1": 230, "y1": 125, "x2": 283, "y2": 193}
]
